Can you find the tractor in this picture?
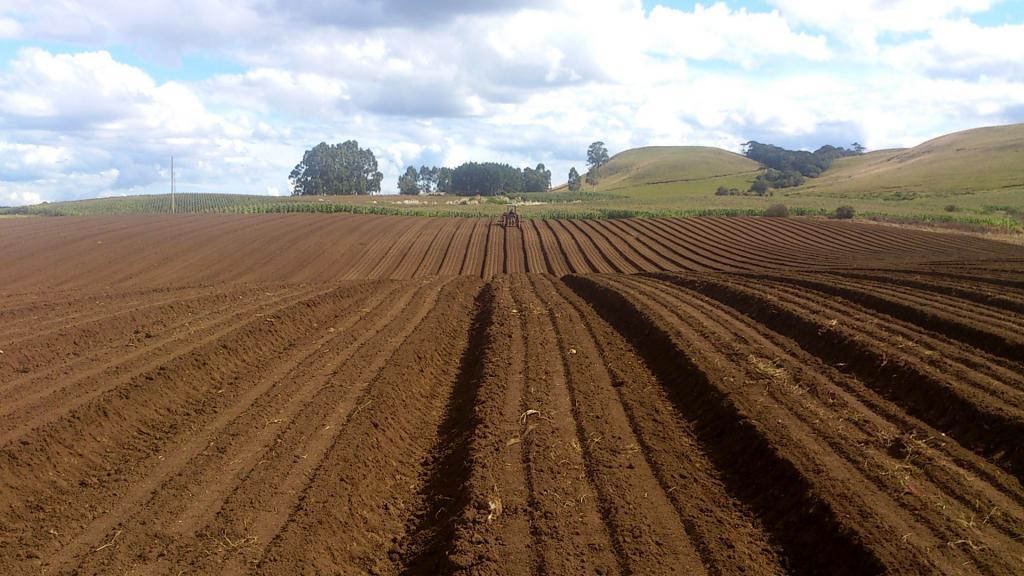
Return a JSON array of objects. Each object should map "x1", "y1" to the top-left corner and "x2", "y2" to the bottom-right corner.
[{"x1": 499, "y1": 205, "x2": 520, "y2": 228}]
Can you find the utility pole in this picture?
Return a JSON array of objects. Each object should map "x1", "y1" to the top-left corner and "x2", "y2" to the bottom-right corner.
[{"x1": 171, "y1": 156, "x2": 176, "y2": 214}]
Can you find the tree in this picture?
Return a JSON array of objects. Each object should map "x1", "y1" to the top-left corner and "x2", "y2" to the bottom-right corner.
[
  {"x1": 398, "y1": 166, "x2": 420, "y2": 195},
  {"x1": 587, "y1": 141, "x2": 609, "y2": 171},
  {"x1": 851, "y1": 142, "x2": 866, "y2": 154},
  {"x1": 419, "y1": 165, "x2": 437, "y2": 194},
  {"x1": 436, "y1": 167, "x2": 453, "y2": 193},
  {"x1": 522, "y1": 163, "x2": 552, "y2": 192},
  {"x1": 289, "y1": 140, "x2": 383, "y2": 196},
  {"x1": 567, "y1": 167, "x2": 582, "y2": 192}
]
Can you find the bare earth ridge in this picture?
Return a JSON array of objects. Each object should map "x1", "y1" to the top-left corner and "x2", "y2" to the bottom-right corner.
[{"x1": 1, "y1": 214, "x2": 1023, "y2": 575}]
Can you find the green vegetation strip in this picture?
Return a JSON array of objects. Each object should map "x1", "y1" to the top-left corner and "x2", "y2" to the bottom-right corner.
[{"x1": 1, "y1": 192, "x2": 1019, "y2": 233}]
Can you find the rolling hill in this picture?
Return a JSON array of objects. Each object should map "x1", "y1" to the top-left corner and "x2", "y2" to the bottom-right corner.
[
  {"x1": 788, "y1": 123, "x2": 1024, "y2": 199},
  {"x1": 3, "y1": 124, "x2": 1022, "y2": 231},
  {"x1": 586, "y1": 146, "x2": 760, "y2": 190},
  {"x1": 574, "y1": 124, "x2": 1024, "y2": 230}
]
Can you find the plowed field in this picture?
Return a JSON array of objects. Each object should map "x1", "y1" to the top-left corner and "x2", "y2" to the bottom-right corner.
[{"x1": 1, "y1": 214, "x2": 1023, "y2": 575}]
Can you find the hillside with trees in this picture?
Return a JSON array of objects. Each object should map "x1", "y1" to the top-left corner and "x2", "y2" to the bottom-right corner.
[
  {"x1": 740, "y1": 141, "x2": 864, "y2": 195},
  {"x1": 787, "y1": 123, "x2": 1024, "y2": 200}
]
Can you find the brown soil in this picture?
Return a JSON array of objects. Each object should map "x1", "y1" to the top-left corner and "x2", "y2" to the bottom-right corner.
[{"x1": 1, "y1": 214, "x2": 1022, "y2": 575}]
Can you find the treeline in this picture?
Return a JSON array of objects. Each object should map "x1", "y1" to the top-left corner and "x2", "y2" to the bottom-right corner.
[
  {"x1": 398, "y1": 166, "x2": 454, "y2": 195},
  {"x1": 399, "y1": 162, "x2": 551, "y2": 196},
  {"x1": 290, "y1": 139, "x2": 610, "y2": 196},
  {"x1": 727, "y1": 141, "x2": 865, "y2": 196}
]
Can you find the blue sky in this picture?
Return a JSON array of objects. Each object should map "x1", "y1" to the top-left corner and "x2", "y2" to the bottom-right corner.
[{"x1": 1, "y1": 0, "x2": 1023, "y2": 204}]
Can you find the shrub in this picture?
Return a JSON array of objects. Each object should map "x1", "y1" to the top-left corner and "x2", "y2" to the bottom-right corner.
[
  {"x1": 834, "y1": 205, "x2": 855, "y2": 219},
  {"x1": 944, "y1": 204, "x2": 958, "y2": 212},
  {"x1": 764, "y1": 204, "x2": 789, "y2": 217}
]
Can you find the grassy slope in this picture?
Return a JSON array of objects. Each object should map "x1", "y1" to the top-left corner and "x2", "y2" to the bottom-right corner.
[
  {"x1": 4, "y1": 125, "x2": 1022, "y2": 230},
  {"x1": 778, "y1": 124, "x2": 1024, "y2": 228},
  {"x1": 590, "y1": 146, "x2": 760, "y2": 189},
  {"x1": 794, "y1": 124, "x2": 1024, "y2": 197}
]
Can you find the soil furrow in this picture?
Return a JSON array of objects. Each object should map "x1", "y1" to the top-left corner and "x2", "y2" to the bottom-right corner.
[
  {"x1": 166, "y1": 277, "x2": 455, "y2": 573},
  {"x1": 519, "y1": 220, "x2": 546, "y2": 273},
  {"x1": 529, "y1": 218, "x2": 571, "y2": 275},
  {"x1": 507, "y1": 275, "x2": 624, "y2": 574},
  {"x1": 393, "y1": 284, "x2": 495, "y2": 574},
  {"x1": 438, "y1": 218, "x2": 475, "y2": 275},
  {"x1": 0, "y1": 283, "x2": 359, "y2": 573},
  {"x1": 46, "y1": 281, "x2": 402, "y2": 574},
  {"x1": 483, "y1": 222, "x2": 505, "y2": 278},
  {"x1": 535, "y1": 275, "x2": 785, "y2": 575},
  {"x1": 833, "y1": 270, "x2": 1024, "y2": 315},
  {"x1": 461, "y1": 220, "x2": 488, "y2": 276},
  {"x1": 254, "y1": 276, "x2": 481, "y2": 574},
  {"x1": 621, "y1": 274, "x2": 1024, "y2": 573},
  {"x1": 415, "y1": 219, "x2": 459, "y2": 276},
  {"x1": 653, "y1": 273, "x2": 1024, "y2": 483},
  {"x1": 698, "y1": 218, "x2": 833, "y2": 266},
  {"x1": 543, "y1": 219, "x2": 592, "y2": 273},
  {"x1": 601, "y1": 218, "x2": 683, "y2": 271},
  {"x1": 369, "y1": 217, "x2": 436, "y2": 279},
  {"x1": 578, "y1": 218, "x2": 654, "y2": 272},
  {"x1": 630, "y1": 218, "x2": 737, "y2": 270},
  {"x1": 564, "y1": 219, "x2": 632, "y2": 273},
  {"x1": 442, "y1": 278, "x2": 539, "y2": 575},
  {"x1": 0, "y1": 286, "x2": 262, "y2": 399},
  {"x1": 395, "y1": 220, "x2": 447, "y2": 278},
  {"x1": 759, "y1": 273, "x2": 1024, "y2": 363},
  {"x1": 0, "y1": 285, "x2": 214, "y2": 342},
  {"x1": 565, "y1": 274, "x2": 888, "y2": 576},
  {"x1": 187, "y1": 278, "x2": 448, "y2": 571},
  {"x1": 0, "y1": 285, "x2": 325, "y2": 442},
  {"x1": 819, "y1": 273, "x2": 1024, "y2": 331},
  {"x1": 502, "y1": 226, "x2": 524, "y2": 274}
]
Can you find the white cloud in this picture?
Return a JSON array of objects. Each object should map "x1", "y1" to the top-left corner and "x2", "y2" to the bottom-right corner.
[
  {"x1": 0, "y1": 48, "x2": 231, "y2": 140},
  {"x1": 1, "y1": 187, "x2": 42, "y2": 206},
  {"x1": 884, "y1": 19, "x2": 1024, "y2": 79},
  {"x1": 0, "y1": 1, "x2": 1022, "y2": 203},
  {"x1": 0, "y1": 16, "x2": 19, "y2": 38},
  {"x1": 769, "y1": 0, "x2": 996, "y2": 54},
  {"x1": 201, "y1": 68, "x2": 350, "y2": 117},
  {"x1": 0, "y1": 48, "x2": 265, "y2": 199},
  {"x1": 647, "y1": 3, "x2": 830, "y2": 67}
]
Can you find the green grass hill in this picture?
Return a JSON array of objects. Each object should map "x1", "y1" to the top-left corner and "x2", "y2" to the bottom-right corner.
[
  {"x1": 587, "y1": 146, "x2": 760, "y2": 190},
  {"x1": 790, "y1": 123, "x2": 1024, "y2": 198}
]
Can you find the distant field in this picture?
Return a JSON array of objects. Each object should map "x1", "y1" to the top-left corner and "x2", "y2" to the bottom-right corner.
[{"x1": 4, "y1": 124, "x2": 1022, "y2": 232}]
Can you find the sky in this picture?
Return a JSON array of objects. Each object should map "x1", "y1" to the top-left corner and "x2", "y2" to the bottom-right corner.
[{"x1": 0, "y1": 0, "x2": 1023, "y2": 205}]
